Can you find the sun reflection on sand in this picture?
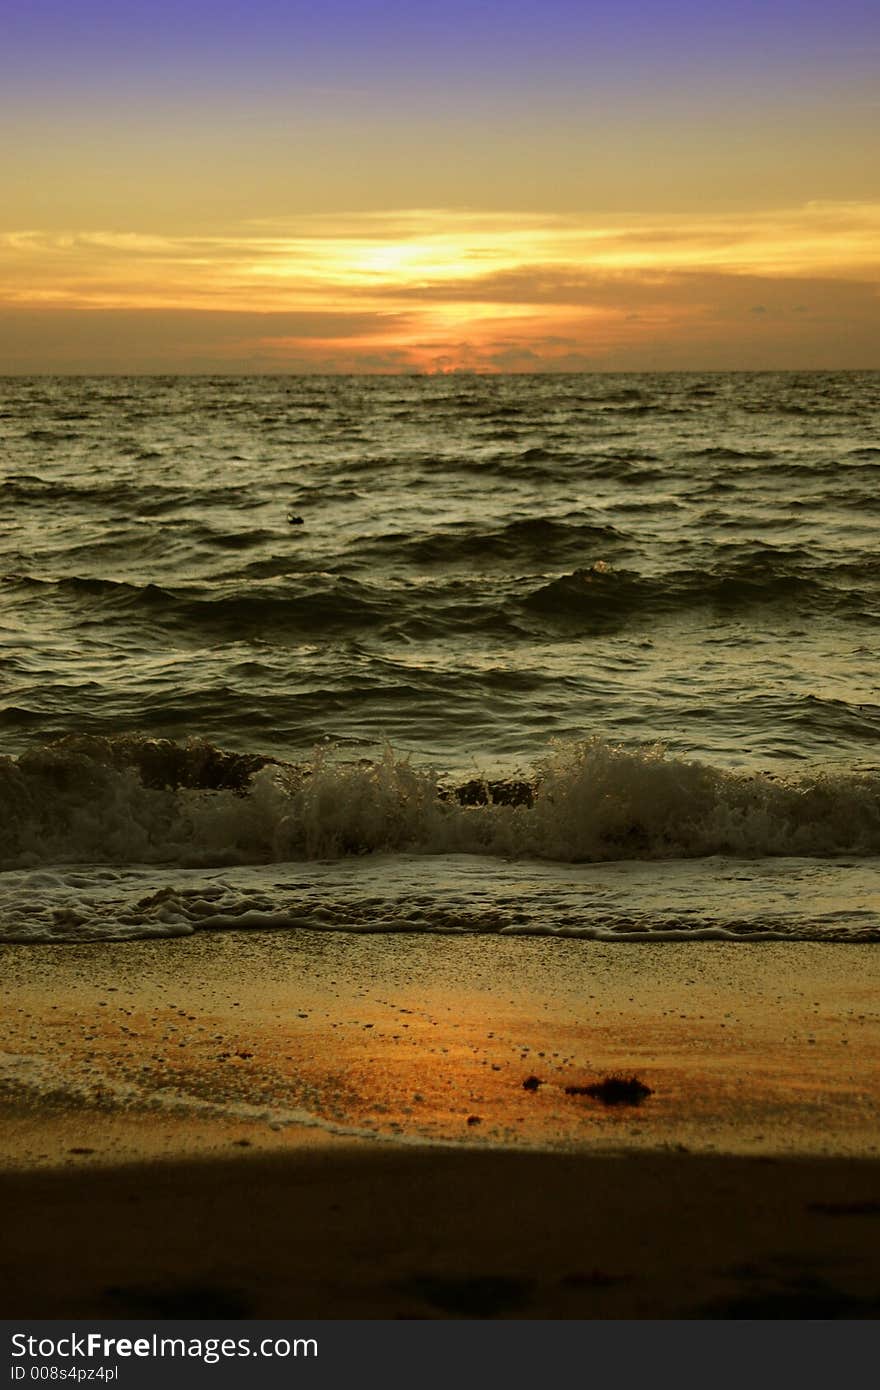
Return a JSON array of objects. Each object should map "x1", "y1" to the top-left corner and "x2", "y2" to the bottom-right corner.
[{"x1": 2, "y1": 931, "x2": 877, "y2": 1166}]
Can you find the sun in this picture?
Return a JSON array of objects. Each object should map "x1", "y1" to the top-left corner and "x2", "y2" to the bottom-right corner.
[{"x1": 356, "y1": 243, "x2": 424, "y2": 277}]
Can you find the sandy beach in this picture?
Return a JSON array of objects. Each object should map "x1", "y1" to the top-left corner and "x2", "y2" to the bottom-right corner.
[{"x1": 1, "y1": 930, "x2": 879, "y2": 1318}]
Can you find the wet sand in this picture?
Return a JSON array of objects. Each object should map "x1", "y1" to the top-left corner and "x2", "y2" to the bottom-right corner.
[{"x1": 1, "y1": 932, "x2": 879, "y2": 1317}]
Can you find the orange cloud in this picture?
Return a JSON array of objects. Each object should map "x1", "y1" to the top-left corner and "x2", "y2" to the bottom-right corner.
[{"x1": 1, "y1": 204, "x2": 878, "y2": 371}]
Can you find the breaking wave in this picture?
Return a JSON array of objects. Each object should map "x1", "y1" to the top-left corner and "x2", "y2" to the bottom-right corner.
[{"x1": 2, "y1": 734, "x2": 879, "y2": 872}]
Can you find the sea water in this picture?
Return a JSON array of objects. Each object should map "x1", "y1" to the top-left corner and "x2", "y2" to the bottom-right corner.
[{"x1": 2, "y1": 371, "x2": 879, "y2": 942}]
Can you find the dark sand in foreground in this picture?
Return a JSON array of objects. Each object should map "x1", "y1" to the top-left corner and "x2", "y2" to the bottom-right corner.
[{"x1": 1, "y1": 932, "x2": 879, "y2": 1317}]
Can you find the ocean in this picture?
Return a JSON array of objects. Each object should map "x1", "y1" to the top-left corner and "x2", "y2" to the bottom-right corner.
[{"x1": 2, "y1": 371, "x2": 879, "y2": 944}]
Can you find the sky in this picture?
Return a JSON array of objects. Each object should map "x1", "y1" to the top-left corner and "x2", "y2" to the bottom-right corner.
[{"x1": 2, "y1": 0, "x2": 878, "y2": 372}]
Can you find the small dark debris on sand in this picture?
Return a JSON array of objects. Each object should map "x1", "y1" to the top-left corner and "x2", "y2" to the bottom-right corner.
[
  {"x1": 466, "y1": 1115, "x2": 482, "y2": 1126},
  {"x1": 522, "y1": 1075, "x2": 544, "y2": 1091},
  {"x1": 565, "y1": 1075, "x2": 653, "y2": 1106}
]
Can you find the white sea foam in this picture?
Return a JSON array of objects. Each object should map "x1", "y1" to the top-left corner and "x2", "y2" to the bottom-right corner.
[
  {"x1": 2, "y1": 737, "x2": 879, "y2": 874},
  {"x1": 2, "y1": 737, "x2": 878, "y2": 943},
  {"x1": 1, "y1": 847, "x2": 877, "y2": 945}
]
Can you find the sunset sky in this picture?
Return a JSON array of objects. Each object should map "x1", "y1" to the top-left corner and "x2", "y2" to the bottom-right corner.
[{"x1": 2, "y1": 0, "x2": 878, "y2": 372}]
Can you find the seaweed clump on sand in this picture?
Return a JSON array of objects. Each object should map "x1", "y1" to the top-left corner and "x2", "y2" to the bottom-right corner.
[{"x1": 565, "y1": 1075, "x2": 653, "y2": 1106}]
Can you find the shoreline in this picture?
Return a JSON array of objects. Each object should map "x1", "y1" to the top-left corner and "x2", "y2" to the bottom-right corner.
[{"x1": 2, "y1": 931, "x2": 879, "y2": 1316}]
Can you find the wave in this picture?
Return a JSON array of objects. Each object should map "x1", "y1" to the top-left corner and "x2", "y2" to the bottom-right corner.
[
  {"x1": 522, "y1": 562, "x2": 827, "y2": 625},
  {"x1": 6, "y1": 543, "x2": 877, "y2": 644},
  {"x1": 357, "y1": 516, "x2": 629, "y2": 568},
  {"x1": 520, "y1": 551, "x2": 878, "y2": 626},
  {"x1": 2, "y1": 570, "x2": 540, "y2": 643},
  {"x1": 8, "y1": 867, "x2": 874, "y2": 944},
  {"x1": 2, "y1": 572, "x2": 400, "y2": 636},
  {"x1": 686, "y1": 447, "x2": 779, "y2": 461},
  {"x1": 2, "y1": 735, "x2": 879, "y2": 873},
  {"x1": 0, "y1": 475, "x2": 263, "y2": 516}
]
